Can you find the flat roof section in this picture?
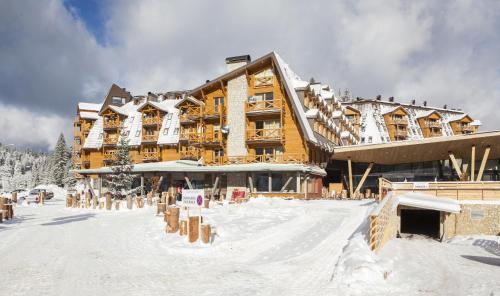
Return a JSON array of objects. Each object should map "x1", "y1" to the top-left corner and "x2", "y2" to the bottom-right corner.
[{"x1": 332, "y1": 131, "x2": 500, "y2": 164}]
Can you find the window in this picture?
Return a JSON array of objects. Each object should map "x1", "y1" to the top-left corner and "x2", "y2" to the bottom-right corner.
[
  {"x1": 98, "y1": 133, "x2": 103, "y2": 139},
  {"x1": 135, "y1": 130, "x2": 140, "y2": 137},
  {"x1": 214, "y1": 149, "x2": 224, "y2": 156},
  {"x1": 214, "y1": 97, "x2": 224, "y2": 106},
  {"x1": 253, "y1": 92, "x2": 273, "y2": 102},
  {"x1": 112, "y1": 97, "x2": 124, "y2": 105},
  {"x1": 173, "y1": 128, "x2": 179, "y2": 135},
  {"x1": 125, "y1": 131, "x2": 130, "y2": 136},
  {"x1": 163, "y1": 128, "x2": 169, "y2": 135},
  {"x1": 368, "y1": 136, "x2": 372, "y2": 143},
  {"x1": 167, "y1": 113, "x2": 173, "y2": 120}
]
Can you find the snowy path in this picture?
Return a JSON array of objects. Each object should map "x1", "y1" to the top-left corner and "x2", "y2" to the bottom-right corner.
[{"x1": 0, "y1": 197, "x2": 373, "y2": 296}]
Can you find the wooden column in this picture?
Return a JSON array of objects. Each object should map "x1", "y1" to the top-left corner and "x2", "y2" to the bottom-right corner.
[
  {"x1": 348, "y1": 158, "x2": 353, "y2": 198},
  {"x1": 476, "y1": 146, "x2": 491, "y2": 181},
  {"x1": 296, "y1": 172, "x2": 301, "y2": 193},
  {"x1": 247, "y1": 175, "x2": 254, "y2": 193},
  {"x1": 471, "y1": 145, "x2": 475, "y2": 181},
  {"x1": 268, "y1": 173, "x2": 272, "y2": 193},
  {"x1": 448, "y1": 152, "x2": 462, "y2": 179},
  {"x1": 354, "y1": 163, "x2": 374, "y2": 194}
]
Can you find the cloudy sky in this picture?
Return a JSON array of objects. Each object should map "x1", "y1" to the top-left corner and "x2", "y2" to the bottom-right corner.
[{"x1": 0, "y1": 0, "x2": 498, "y2": 150}]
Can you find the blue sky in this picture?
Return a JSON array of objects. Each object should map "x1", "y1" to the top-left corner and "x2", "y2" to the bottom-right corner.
[
  {"x1": 63, "y1": 0, "x2": 106, "y2": 45},
  {"x1": 0, "y1": 0, "x2": 499, "y2": 150}
]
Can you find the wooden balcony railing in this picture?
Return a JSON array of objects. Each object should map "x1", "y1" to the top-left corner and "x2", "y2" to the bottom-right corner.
[
  {"x1": 394, "y1": 129, "x2": 408, "y2": 137},
  {"x1": 424, "y1": 121, "x2": 441, "y2": 128},
  {"x1": 143, "y1": 151, "x2": 160, "y2": 162},
  {"x1": 246, "y1": 128, "x2": 283, "y2": 142},
  {"x1": 348, "y1": 117, "x2": 360, "y2": 125},
  {"x1": 460, "y1": 125, "x2": 475, "y2": 133},
  {"x1": 203, "y1": 131, "x2": 223, "y2": 144},
  {"x1": 103, "y1": 137, "x2": 118, "y2": 145},
  {"x1": 103, "y1": 120, "x2": 121, "y2": 129},
  {"x1": 246, "y1": 99, "x2": 282, "y2": 114},
  {"x1": 388, "y1": 118, "x2": 408, "y2": 125},
  {"x1": 179, "y1": 106, "x2": 202, "y2": 123},
  {"x1": 180, "y1": 148, "x2": 201, "y2": 160},
  {"x1": 203, "y1": 105, "x2": 225, "y2": 117},
  {"x1": 142, "y1": 133, "x2": 158, "y2": 143},
  {"x1": 103, "y1": 150, "x2": 117, "y2": 161},
  {"x1": 179, "y1": 131, "x2": 201, "y2": 142},
  {"x1": 143, "y1": 117, "x2": 161, "y2": 126}
]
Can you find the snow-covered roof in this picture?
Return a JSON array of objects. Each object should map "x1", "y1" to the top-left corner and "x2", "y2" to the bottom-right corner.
[
  {"x1": 157, "y1": 109, "x2": 180, "y2": 145},
  {"x1": 74, "y1": 160, "x2": 326, "y2": 176},
  {"x1": 175, "y1": 96, "x2": 204, "y2": 107},
  {"x1": 305, "y1": 109, "x2": 319, "y2": 118},
  {"x1": 395, "y1": 192, "x2": 460, "y2": 213},
  {"x1": 82, "y1": 117, "x2": 103, "y2": 149},
  {"x1": 447, "y1": 113, "x2": 470, "y2": 122},
  {"x1": 415, "y1": 109, "x2": 440, "y2": 119},
  {"x1": 78, "y1": 102, "x2": 102, "y2": 112},
  {"x1": 470, "y1": 120, "x2": 482, "y2": 126},
  {"x1": 381, "y1": 105, "x2": 407, "y2": 115},
  {"x1": 79, "y1": 111, "x2": 99, "y2": 120}
]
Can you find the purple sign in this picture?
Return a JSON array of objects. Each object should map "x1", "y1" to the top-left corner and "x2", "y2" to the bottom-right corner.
[{"x1": 196, "y1": 195, "x2": 203, "y2": 206}]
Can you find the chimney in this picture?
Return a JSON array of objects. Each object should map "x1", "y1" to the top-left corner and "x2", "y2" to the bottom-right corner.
[
  {"x1": 443, "y1": 104, "x2": 447, "y2": 109},
  {"x1": 411, "y1": 99, "x2": 416, "y2": 105},
  {"x1": 388, "y1": 97, "x2": 394, "y2": 102},
  {"x1": 376, "y1": 95, "x2": 381, "y2": 101},
  {"x1": 225, "y1": 55, "x2": 251, "y2": 72},
  {"x1": 423, "y1": 101, "x2": 427, "y2": 107}
]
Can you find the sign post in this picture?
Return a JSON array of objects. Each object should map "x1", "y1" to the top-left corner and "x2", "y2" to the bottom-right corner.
[{"x1": 182, "y1": 189, "x2": 204, "y2": 242}]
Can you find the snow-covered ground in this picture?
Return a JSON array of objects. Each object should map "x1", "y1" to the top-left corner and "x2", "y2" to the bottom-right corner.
[{"x1": 1, "y1": 189, "x2": 499, "y2": 296}]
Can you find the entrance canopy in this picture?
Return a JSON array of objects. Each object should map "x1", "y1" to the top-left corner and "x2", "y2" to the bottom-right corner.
[
  {"x1": 332, "y1": 131, "x2": 500, "y2": 164},
  {"x1": 73, "y1": 160, "x2": 326, "y2": 176},
  {"x1": 396, "y1": 192, "x2": 461, "y2": 213}
]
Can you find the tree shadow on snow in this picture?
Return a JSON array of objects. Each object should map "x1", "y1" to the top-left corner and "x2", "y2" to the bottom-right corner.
[
  {"x1": 41, "y1": 213, "x2": 95, "y2": 226},
  {"x1": 461, "y1": 255, "x2": 500, "y2": 267}
]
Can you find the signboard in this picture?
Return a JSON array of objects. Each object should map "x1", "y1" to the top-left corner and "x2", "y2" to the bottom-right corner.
[
  {"x1": 182, "y1": 189, "x2": 204, "y2": 208},
  {"x1": 413, "y1": 182, "x2": 430, "y2": 189}
]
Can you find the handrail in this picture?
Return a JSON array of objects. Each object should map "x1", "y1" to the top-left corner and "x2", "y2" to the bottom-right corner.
[
  {"x1": 142, "y1": 117, "x2": 161, "y2": 125},
  {"x1": 246, "y1": 128, "x2": 282, "y2": 141},
  {"x1": 142, "y1": 134, "x2": 158, "y2": 142},
  {"x1": 143, "y1": 151, "x2": 159, "y2": 160},
  {"x1": 246, "y1": 99, "x2": 282, "y2": 113},
  {"x1": 103, "y1": 120, "x2": 121, "y2": 129}
]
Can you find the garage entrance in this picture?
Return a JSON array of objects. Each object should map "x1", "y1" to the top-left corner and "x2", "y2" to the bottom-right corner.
[{"x1": 400, "y1": 209, "x2": 440, "y2": 238}]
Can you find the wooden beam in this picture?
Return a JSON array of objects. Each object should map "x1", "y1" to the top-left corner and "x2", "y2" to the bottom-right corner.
[
  {"x1": 348, "y1": 158, "x2": 353, "y2": 198},
  {"x1": 471, "y1": 145, "x2": 475, "y2": 181},
  {"x1": 184, "y1": 175, "x2": 193, "y2": 189},
  {"x1": 354, "y1": 163, "x2": 374, "y2": 194},
  {"x1": 476, "y1": 146, "x2": 491, "y2": 181},
  {"x1": 280, "y1": 177, "x2": 294, "y2": 192},
  {"x1": 448, "y1": 152, "x2": 462, "y2": 179},
  {"x1": 211, "y1": 175, "x2": 220, "y2": 196}
]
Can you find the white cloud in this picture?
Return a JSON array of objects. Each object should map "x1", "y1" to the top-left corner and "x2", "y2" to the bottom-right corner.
[
  {"x1": 0, "y1": 0, "x2": 498, "y2": 150},
  {"x1": 0, "y1": 102, "x2": 70, "y2": 150}
]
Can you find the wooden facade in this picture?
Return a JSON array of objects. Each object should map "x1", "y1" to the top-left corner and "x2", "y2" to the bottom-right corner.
[
  {"x1": 417, "y1": 111, "x2": 443, "y2": 138},
  {"x1": 383, "y1": 106, "x2": 409, "y2": 141},
  {"x1": 449, "y1": 115, "x2": 477, "y2": 135}
]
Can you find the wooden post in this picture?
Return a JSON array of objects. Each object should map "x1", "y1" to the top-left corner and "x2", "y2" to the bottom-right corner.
[
  {"x1": 354, "y1": 163, "x2": 373, "y2": 195},
  {"x1": 477, "y1": 146, "x2": 491, "y2": 181},
  {"x1": 296, "y1": 172, "x2": 301, "y2": 193},
  {"x1": 201, "y1": 224, "x2": 211, "y2": 244},
  {"x1": 179, "y1": 220, "x2": 188, "y2": 236},
  {"x1": 188, "y1": 216, "x2": 200, "y2": 243},
  {"x1": 105, "y1": 193, "x2": 112, "y2": 210},
  {"x1": 348, "y1": 157, "x2": 353, "y2": 198},
  {"x1": 11, "y1": 192, "x2": 17, "y2": 203},
  {"x1": 448, "y1": 152, "x2": 462, "y2": 179},
  {"x1": 126, "y1": 196, "x2": 133, "y2": 210},
  {"x1": 165, "y1": 206, "x2": 180, "y2": 233},
  {"x1": 471, "y1": 145, "x2": 476, "y2": 181},
  {"x1": 157, "y1": 203, "x2": 166, "y2": 216}
]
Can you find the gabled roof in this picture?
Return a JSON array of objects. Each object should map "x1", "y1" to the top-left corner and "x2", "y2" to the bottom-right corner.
[
  {"x1": 415, "y1": 109, "x2": 441, "y2": 119},
  {"x1": 78, "y1": 102, "x2": 102, "y2": 112},
  {"x1": 344, "y1": 105, "x2": 360, "y2": 113},
  {"x1": 174, "y1": 96, "x2": 204, "y2": 107},
  {"x1": 448, "y1": 113, "x2": 472, "y2": 122},
  {"x1": 79, "y1": 111, "x2": 99, "y2": 120},
  {"x1": 99, "y1": 105, "x2": 129, "y2": 116},
  {"x1": 381, "y1": 105, "x2": 408, "y2": 115},
  {"x1": 137, "y1": 100, "x2": 179, "y2": 113}
]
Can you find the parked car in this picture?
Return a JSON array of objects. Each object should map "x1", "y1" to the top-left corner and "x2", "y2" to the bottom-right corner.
[{"x1": 26, "y1": 188, "x2": 54, "y2": 203}]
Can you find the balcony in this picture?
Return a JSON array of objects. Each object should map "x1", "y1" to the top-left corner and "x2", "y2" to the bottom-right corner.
[
  {"x1": 180, "y1": 148, "x2": 201, "y2": 160},
  {"x1": 142, "y1": 117, "x2": 161, "y2": 126},
  {"x1": 348, "y1": 117, "x2": 360, "y2": 125},
  {"x1": 142, "y1": 133, "x2": 158, "y2": 143},
  {"x1": 103, "y1": 120, "x2": 121, "y2": 130},
  {"x1": 460, "y1": 125, "x2": 475, "y2": 133},
  {"x1": 179, "y1": 106, "x2": 202, "y2": 124},
  {"x1": 202, "y1": 131, "x2": 223, "y2": 145},
  {"x1": 103, "y1": 136, "x2": 118, "y2": 146},
  {"x1": 388, "y1": 117, "x2": 408, "y2": 125},
  {"x1": 203, "y1": 105, "x2": 225, "y2": 119},
  {"x1": 246, "y1": 99, "x2": 282, "y2": 116},
  {"x1": 103, "y1": 150, "x2": 117, "y2": 162},
  {"x1": 423, "y1": 121, "x2": 441, "y2": 128},
  {"x1": 394, "y1": 129, "x2": 408, "y2": 138},
  {"x1": 246, "y1": 128, "x2": 283, "y2": 144},
  {"x1": 179, "y1": 131, "x2": 201, "y2": 143},
  {"x1": 143, "y1": 151, "x2": 160, "y2": 162}
]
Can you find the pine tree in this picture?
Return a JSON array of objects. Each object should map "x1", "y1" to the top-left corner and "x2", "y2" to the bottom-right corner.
[
  {"x1": 63, "y1": 157, "x2": 78, "y2": 191},
  {"x1": 107, "y1": 129, "x2": 134, "y2": 199},
  {"x1": 51, "y1": 133, "x2": 69, "y2": 187}
]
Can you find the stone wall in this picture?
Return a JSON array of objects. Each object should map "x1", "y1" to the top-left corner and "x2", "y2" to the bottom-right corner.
[
  {"x1": 444, "y1": 203, "x2": 500, "y2": 238},
  {"x1": 226, "y1": 63, "x2": 248, "y2": 157}
]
